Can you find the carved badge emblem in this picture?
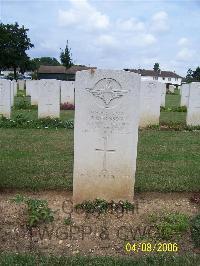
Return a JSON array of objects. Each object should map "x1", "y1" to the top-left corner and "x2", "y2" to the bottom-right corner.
[{"x1": 86, "y1": 78, "x2": 128, "y2": 108}]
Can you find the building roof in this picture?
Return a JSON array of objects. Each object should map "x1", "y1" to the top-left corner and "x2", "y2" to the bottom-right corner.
[
  {"x1": 38, "y1": 65, "x2": 96, "y2": 74},
  {"x1": 124, "y1": 69, "x2": 183, "y2": 79}
]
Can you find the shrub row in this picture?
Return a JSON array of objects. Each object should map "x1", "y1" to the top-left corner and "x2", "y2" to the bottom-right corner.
[
  {"x1": 0, "y1": 115, "x2": 74, "y2": 129},
  {"x1": 1, "y1": 115, "x2": 200, "y2": 131}
]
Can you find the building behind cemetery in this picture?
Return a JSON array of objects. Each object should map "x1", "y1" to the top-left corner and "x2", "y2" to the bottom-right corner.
[
  {"x1": 38, "y1": 65, "x2": 97, "y2": 81},
  {"x1": 124, "y1": 69, "x2": 183, "y2": 88}
]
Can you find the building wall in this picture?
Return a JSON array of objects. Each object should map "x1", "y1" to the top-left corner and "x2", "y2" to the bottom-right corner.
[{"x1": 141, "y1": 76, "x2": 182, "y2": 86}]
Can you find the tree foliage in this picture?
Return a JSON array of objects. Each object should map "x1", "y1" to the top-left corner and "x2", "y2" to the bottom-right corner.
[
  {"x1": 0, "y1": 22, "x2": 34, "y2": 79},
  {"x1": 185, "y1": 68, "x2": 193, "y2": 83},
  {"x1": 60, "y1": 41, "x2": 73, "y2": 69},
  {"x1": 153, "y1": 63, "x2": 160, "y2": 72},
  {"x1": 186, "y1": 67, "x2": 200, "y2": 82},
  {"x1": 29, "y1": 57, "x2": 61, "y2": 71}
]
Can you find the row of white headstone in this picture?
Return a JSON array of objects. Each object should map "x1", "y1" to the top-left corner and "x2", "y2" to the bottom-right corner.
[
  {"x1": 26, "y1": 80, "x2": 75, "y2": 118},
  {"x1": 72, "y1": 70, "x2": 200, "y2": 204},
  {"x1": 180, "y1": 83, "x2": 200, "y2": 126},
  {"x1": 0, "y1": 77, "x2": 166, "y2": 125}
]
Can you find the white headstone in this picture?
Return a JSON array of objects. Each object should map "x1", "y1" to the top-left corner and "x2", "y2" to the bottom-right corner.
[
  {"x1": 186, "y1": 82, "x2": 200, "y2": 126},
  {"x1": 169, "y1": 85, "x2": 175, "y2": 93},
  {"x1": 73, "y1": 69, "x2": 141, "y2": 204},
  {"x1": 61, "y1": 81, "x2": 75, "y2": 105},
  {"x1": 160, "y1": 83, "x2": 166, "y2": 107},
  {"x1": 38, "y1": 80, "x2": 60, "y2": 118},
  {"x1": 0, "y1": 80, "x2": 11, "y2": 118},
  {"x1": 26, "y1": 80, "x2": 32, "y2": 96},
  {"x1": 26, "y1": 80, "x2": 39, "y2": 105},
  {"x1": 18, "y1": 80, "x2": 25, "y2": 90},
  {"x1": 10, "y1": 81, "x2": 14, "y2": 106},
  {"x1": 139, "y1": 80, "x2": 162, "y2": 127},
  {"x1": 180, "y1": 83, "x2": 190, "y2": 107},
  {"x1": 13, "y1": 81, "x2": 17, "y2": 96}
]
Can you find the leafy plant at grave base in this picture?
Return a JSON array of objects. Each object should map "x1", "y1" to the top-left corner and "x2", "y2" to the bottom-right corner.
[
  {"x1": 160, "y1": 106, "x2": 187, "y2": 112},
  {"x1": 14, "y1": 97, "x2": 31, "y2": 110},
  {"x1": 159, "y1": 122, "x2": 186, "y2": 131},
  {"x1": 10, "y1": 194, "x2": 54, "y2": 227},
  {"x1": 146, "y1": 124, "x2": 160, "y2": 130},
  {"x1": 63, "y1": 217, "x2": 73, "y2": 225},
  {"x1": 74, "y1": 198, "x2": 135, "y2": 214},
  {"x1": 61, "y1": 102, "x2": 75, "y2": 110},
  {"x1": 191, "y1": 214, "x2": 200, "y2": 248},
  {"x1": 149, "y1": 212, "x2": 190, "y2": 240},
  {"x1": 0, "y1": 115, "x2": 74, "y2": 129},
  {"x1": 17, "y1": 90, "x2": 26, "y2": 97}
]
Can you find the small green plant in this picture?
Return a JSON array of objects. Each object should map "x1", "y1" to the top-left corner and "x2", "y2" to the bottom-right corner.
[
  {"x1": 11, "y1": 194, "x2": 54, "y2": 227},
  {"x1": 0, "y1": 116, "x2": 74, "y2": 129},
  {"x1": 191, "y1": 214, "x2": 200, "y2": 248},
  {"x1": 149, "y1": 212, "x2": 190, "y2": 240},
  {"x1": 14, "y1": 96, "x2": 31, "y2": 110},
  {"x1": 160, "y1": 106, "x2": 187, "y2": 112},
  {"x1": 75, "y1": 199, "x2": 135, "y2": 214},
  {"x1": 64, "y1": 217, "x2": 72, "y2": 225}
]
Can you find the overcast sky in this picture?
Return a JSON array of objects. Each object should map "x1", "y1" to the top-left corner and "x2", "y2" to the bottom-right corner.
[{"x1": 1, "y1": 0, "x2": 200, "y2": 76}]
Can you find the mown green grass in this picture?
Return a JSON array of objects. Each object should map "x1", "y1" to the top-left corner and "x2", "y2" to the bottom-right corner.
[
  {"x1": 0, "y1": 129, "x2": 73, "y2": 190},
  {"x1": 0, "y1": 253, "x2": 199, "y2": 266},
  {"x1": 0, "y1": 128, "x2": 199, "y2": 192},
  {"x1": 165, "y1": 92, "x2": 181, "y2": 108},
  {"x1": 136, "y1": 130, "x2": 200, "y2": 192},
  {"x1": 160, "y1": 112, "x2": 186, "y2": 124}
]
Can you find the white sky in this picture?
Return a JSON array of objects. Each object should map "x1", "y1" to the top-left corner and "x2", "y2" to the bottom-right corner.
[{"x1": 1, "y1": 0, "x2": 200, "y2": 76}]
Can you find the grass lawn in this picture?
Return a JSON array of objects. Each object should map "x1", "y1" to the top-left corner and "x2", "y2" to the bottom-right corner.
[
  {"x1": 165, "y1": 90, "x2": 181, "y2": 108},
  {"x1": 0, "y1": 128, "x2": 199, "y2": 192},
  {"x1": 160, "y1": 112, "x2": 186, "y2": 124},
  {"x1": 0, "y1": 253, "x2": 199, "y2": 266}
]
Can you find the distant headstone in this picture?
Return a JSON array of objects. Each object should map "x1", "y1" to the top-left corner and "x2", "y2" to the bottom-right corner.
[
  {"x1": 38, "y1": 80, "x2": 60, "y2": 118},
  {"x1": 10, "y1": 81, "x2": 14, "y2": 106},
  {"x1": 61, "y1": 81, "x2": 75, "y2": 105},
  {"x1": 26, "y1": 80, "x2": 39, "y2": 105},
  {"x1": 180, "y1": 83, "x2": 189, "y2": 107},
  {"x1": 160, "y1": 83, "x2": 166, "y2": 107},
  {"x1": 139, "y1": 80, "x2": 162, "y2": 127},
  {"x1": 13, "y1": 81, "x2": 17, "y2": 96},
  {"x1": 18, "y1": 80, "x2": 25, "y2": 90},
  {"x1": 73, "y1": 69, "x2": 141, "y2": 204},
  {"x1": 186, "y1": 82, "x2": 200, "y2": 126},
  {"x1": 169, "y1": 85, "x2": 175, "y2": 93},
  {"x1": 0, "y1": 80, "x2": 11, "y2": 118}
]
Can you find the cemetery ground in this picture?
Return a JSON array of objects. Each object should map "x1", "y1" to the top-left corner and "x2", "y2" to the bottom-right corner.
[{"x1": 0, "y1": 90, "x2": 200, "y2": 265}]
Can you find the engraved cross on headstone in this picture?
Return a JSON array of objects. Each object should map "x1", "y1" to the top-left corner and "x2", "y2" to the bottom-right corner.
[{"x1": 95, "y1": 134, "x2": 116, "y2": 177}]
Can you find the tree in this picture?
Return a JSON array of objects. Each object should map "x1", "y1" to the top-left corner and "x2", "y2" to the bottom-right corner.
[
  {"x1": 29, "y1": 57, "x2": 60, "y2": 71},
  {"x1": 153, "y1": 63, "x2": 160, "y2": 72},
  {"x1": 0, "y1": 22, "x2": 34, "y2": 79},
  {"x1": 185, "y1": 67, "x2": 200, "y2": 83},
  {"x1": 192, "y1": 67, "x2": 200, "y2": 82},
  {"x1": 60, "y1": 41, "x2": 73, "y2": 68},
  {"x1": 185, "y1": 68, "x2": 193, "y2": 83}
]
